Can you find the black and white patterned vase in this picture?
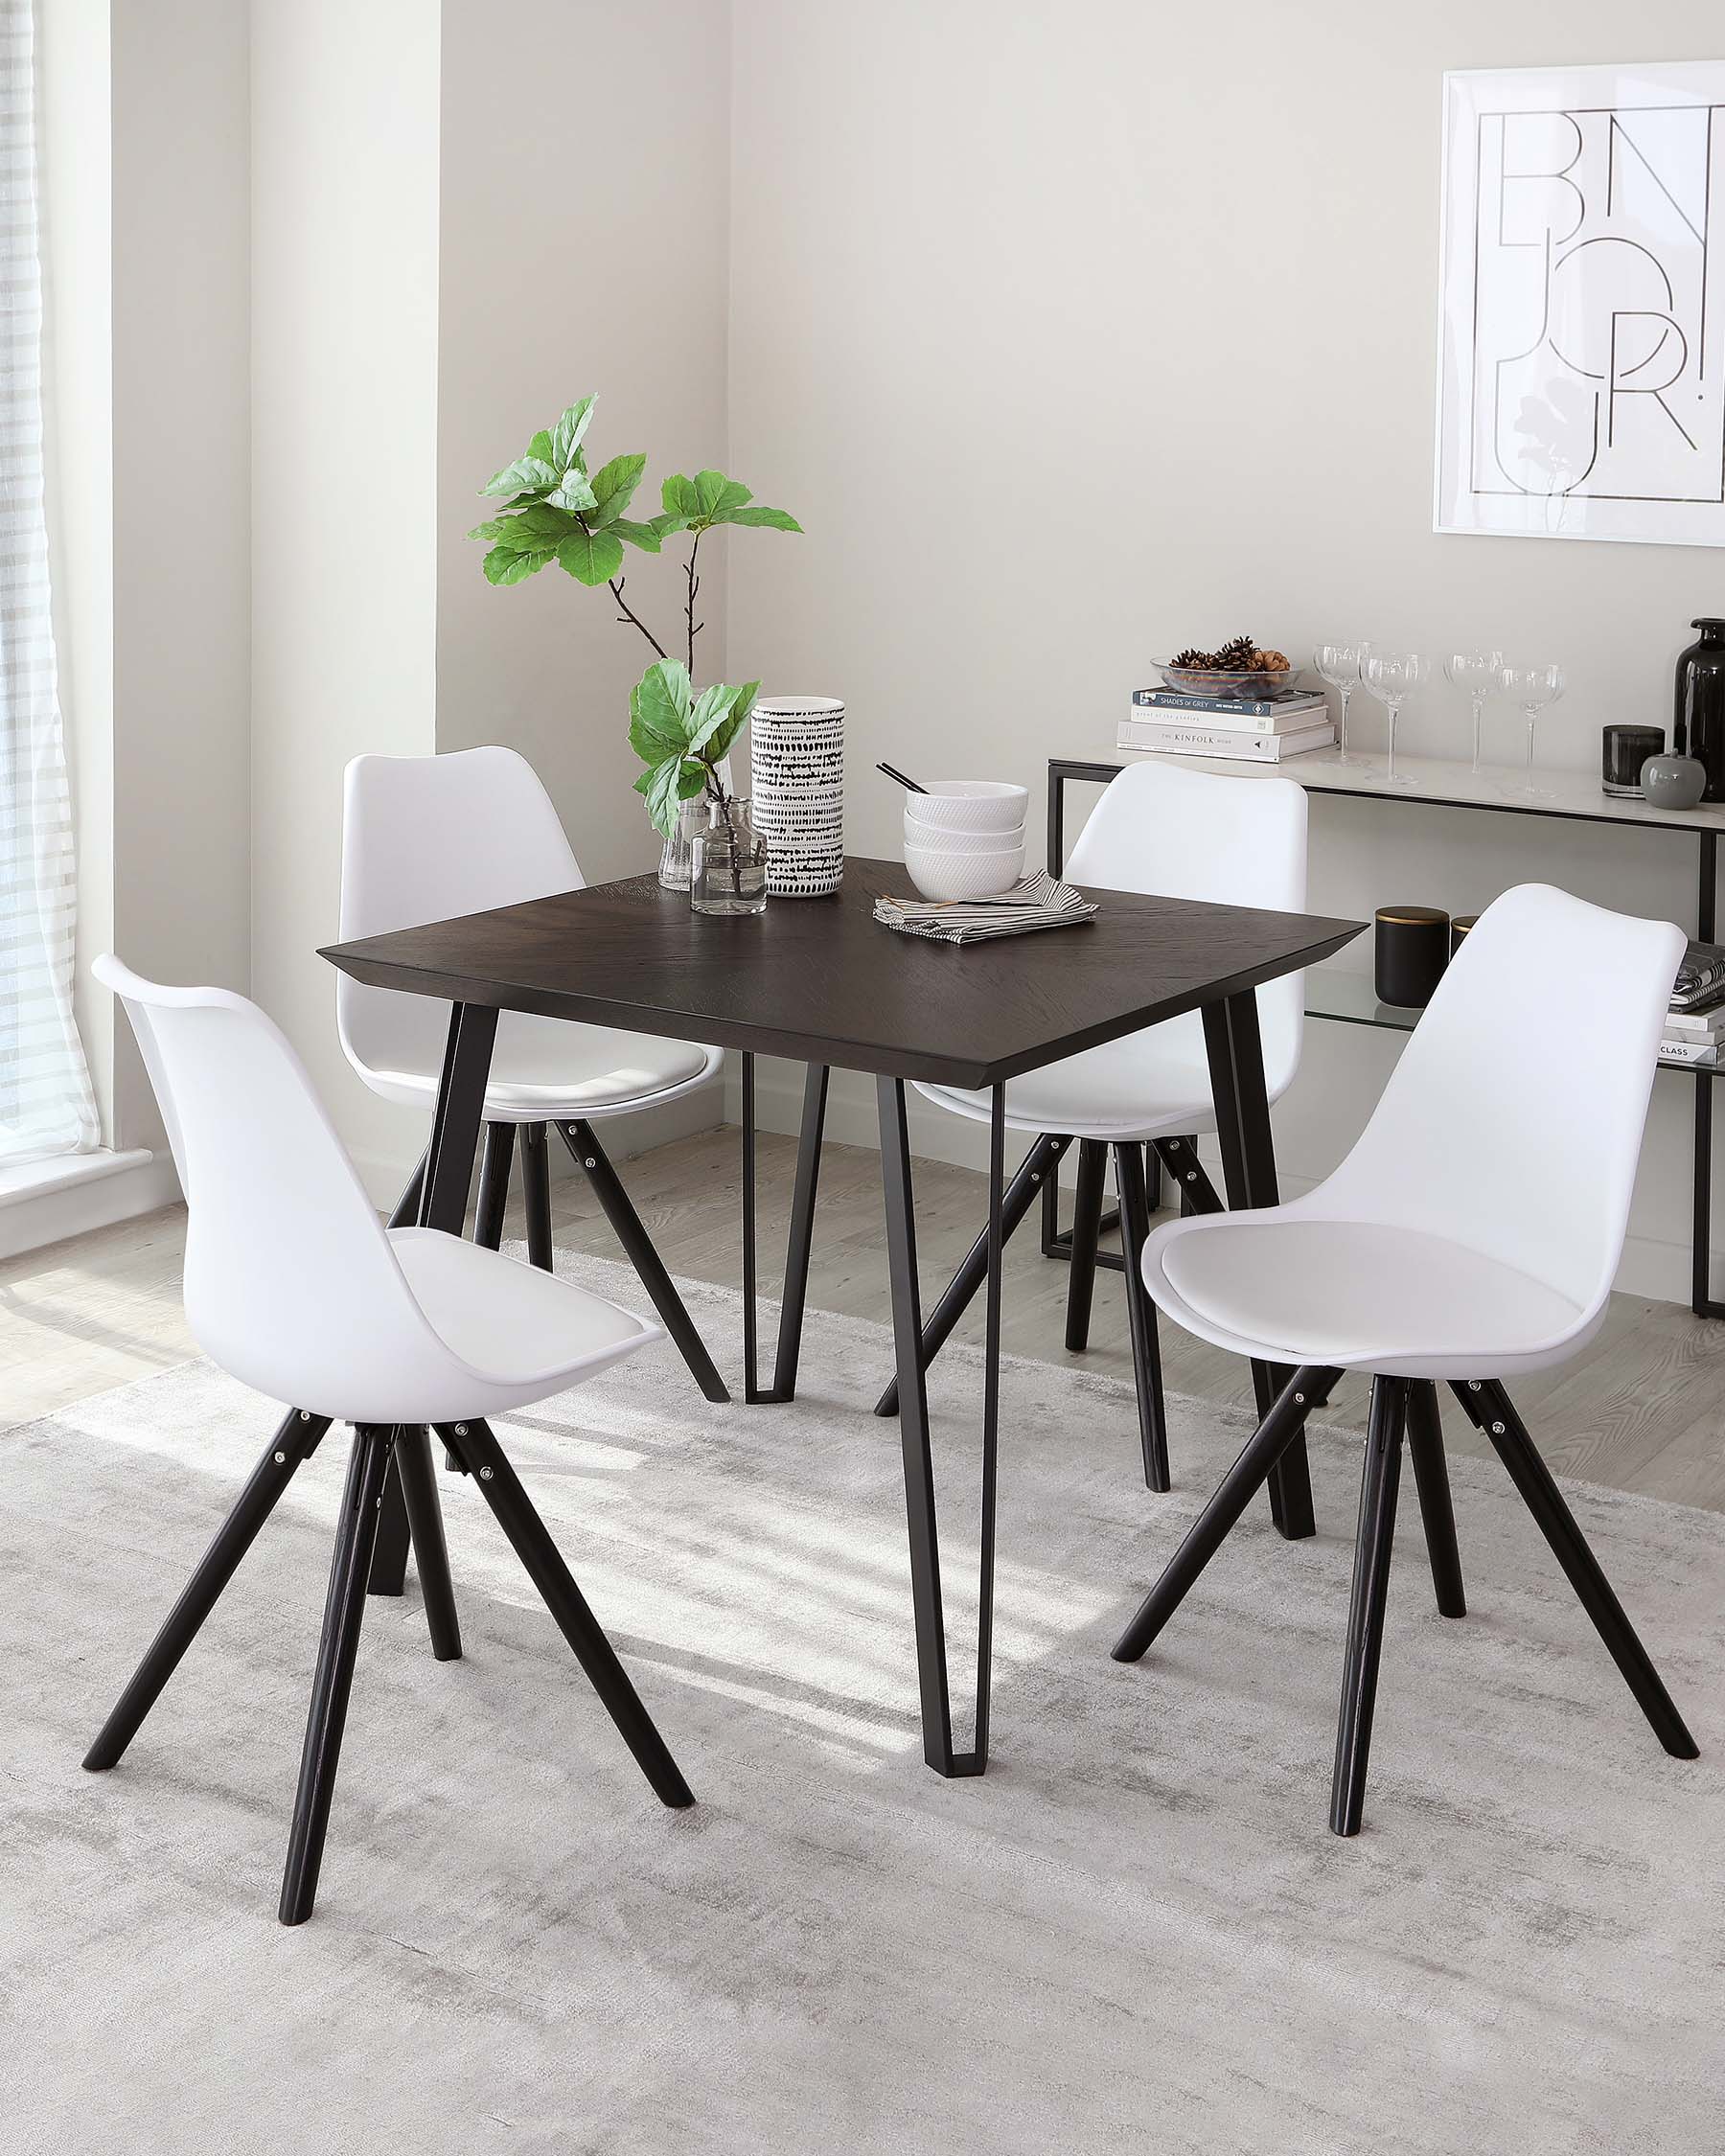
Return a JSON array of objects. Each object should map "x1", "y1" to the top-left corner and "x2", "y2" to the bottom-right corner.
[{"x1": 749, "y1": 697, "x2": 844, "y2": 897}]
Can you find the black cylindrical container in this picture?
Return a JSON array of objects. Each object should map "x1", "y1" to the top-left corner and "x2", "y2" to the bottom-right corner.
[
  {"x1": 1375, "y1": 906, "x2": 1449, "y2": 1007},
  {"x1": 1673, "y1": 619, "x2": 1725, "y2": 804},
  {"x1": 1450, "y1": 913, "x2": 1478, "y2": 957},
  {"x1": 1602, "y1": 724, "x2": 1666, "y2": 797}
]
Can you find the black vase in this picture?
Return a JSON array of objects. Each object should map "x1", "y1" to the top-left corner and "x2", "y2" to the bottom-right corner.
[{"x1": 1673, "y1": 618, "x2": 1725, "y2": 804}]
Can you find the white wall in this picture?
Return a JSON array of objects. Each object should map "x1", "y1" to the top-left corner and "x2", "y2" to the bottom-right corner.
[
  {"x1": 725, "y1": 0, "x2": 1725, "y2": 1298},
  {"x1": 435, "y1": 0, "x2": 733, "y2": 890},
  {"x1": 249, "y1": 0, "x2": 443, "y2": 1195}
]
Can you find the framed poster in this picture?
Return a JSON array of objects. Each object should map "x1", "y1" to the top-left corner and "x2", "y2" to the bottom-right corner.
[{"x1": 1435, "y1": 61, "x2": 1725, "y2": 547}]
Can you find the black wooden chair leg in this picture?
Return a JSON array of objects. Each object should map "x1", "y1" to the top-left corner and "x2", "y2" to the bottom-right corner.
[
  {"x1": 1064, "y1": 1139, "x2": 1108, "y2": 1351},
  {"x1": 1406, "y1": 1382, "x2": 1465, "y2": 1617},
  {"x1": 520, "y1": 1121, "x2": 554, "y2": 1271},
  {"x1": 1113, "y1": 1366, "x2": 1337, "y2": 1662},
  {"x1": 392, "y1": 1426, "x2": 461, "y2": 1660},
  {"x1": 556, "y1": 1119, "x2": 729, "y2": 1405},
  {"x1": 279, "y1": 1425, "x2": 393, "y2": 1925},
  {"x1": 873, "y1": 1131, "x2": 1069, "y2": 1417},
  {"x1": 1453, "y1": 1380, "x2": 1699, "y2": 1759},
  {"x1": 437, "y1": 1418, "x2": 694, "y2": 1808},
  {"x1": 83, "y1": 1409, "x2": 333, "y2": 1771},
  {"x1": 1113, "y1": 1142, "x2": 1169, "y2": 1492},
  {"x1": 473, "y1": 1121, "x2": 515, "y2": 1251},
  {"x1": 1331, "y1": 1376, "x2": 1409, "y2": 1837},
  {"x1": 1154, "y1": 1135, "x2": 1220, "y2": 1218}
]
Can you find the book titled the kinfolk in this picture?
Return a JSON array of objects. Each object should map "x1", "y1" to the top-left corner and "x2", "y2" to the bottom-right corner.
[
  {"x1": 1130, "y1": 687, "x2": 1329, "y2": 732},
  {"x1": 1659, "y1": 1033, "x2": 1721, "y2": 1067},
  {"x1": 1116, "y1": 715, "x2": 1336, "y2": 762}
]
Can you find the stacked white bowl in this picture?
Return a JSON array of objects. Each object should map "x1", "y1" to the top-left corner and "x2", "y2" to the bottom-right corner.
[{"x1": 902, "y1": 781, "x2": 1029, "y2": 902}]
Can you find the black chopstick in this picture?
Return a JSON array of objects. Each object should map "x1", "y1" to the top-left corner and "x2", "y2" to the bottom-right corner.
[{"x1": 877, "y1": 761, "x2": 928, "y2": 793}]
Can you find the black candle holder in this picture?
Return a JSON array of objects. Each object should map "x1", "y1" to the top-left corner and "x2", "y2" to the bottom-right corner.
[
  {"x1": 1601, "y1": 724, "x2": 1666, "y2": 798},
  {"x1": 1374, "y1": 906, "x2": 1449, "y2": 1008}
]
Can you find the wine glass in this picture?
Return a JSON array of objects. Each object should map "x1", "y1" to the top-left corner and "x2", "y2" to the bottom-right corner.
[
  {"x1": 1444, "y1": 649, "x2": 1504, "y2": 774},
  {"x1": 1361, "y1": 651, "x2": 1432, "y2": 788},
  {"x1": 1497, "y1": 664, "x2": 1566, "y2": 798},
  {"x1": 1314, "y1": 640, "x2": 1373, "y2": 765}
]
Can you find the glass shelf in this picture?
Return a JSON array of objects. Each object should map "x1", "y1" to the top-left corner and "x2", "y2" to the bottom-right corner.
[{"x1": 1306, "y1": 969, "x2": 1722, "y2": 1076}]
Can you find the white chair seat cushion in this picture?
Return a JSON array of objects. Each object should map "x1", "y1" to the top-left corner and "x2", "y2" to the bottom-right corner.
[
  {"x1": 1145, "y1": 1213, "x2": 1590, "y2": 1379},
  {"x1": 389, "y1": 1227, "x2": 658, "y2": 1399},
  {"x1": 359, "y1": 1011, "x2": 716, "y2": 1123},
  {"x1": 917, "y1": 1016, "x2": 1220, "y2": 1142}
]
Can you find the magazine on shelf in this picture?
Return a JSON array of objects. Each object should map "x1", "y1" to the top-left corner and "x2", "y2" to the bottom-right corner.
[
  {"x1": 1660, "y1": 1034, "x2": 1721, "y2": 1067},
  {"x1": 1670, "y1": 940, "x2": 1725, "y2": 1010},
  {"x1": 1663, "y1": 1001, "x2": 1725, "y2": 1039},
  {"x1": 1116, "y1": 717, "x2": 1335, "y2": 763},
  {"x1": 1129, "y1": 688, "x2": 1328, "y2": 732}
]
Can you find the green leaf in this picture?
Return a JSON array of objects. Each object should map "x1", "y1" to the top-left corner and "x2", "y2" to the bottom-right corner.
[
  {"x1": 483, "y1": 541, "x2": 558, "y2": 585},
  {"x1": 555, "y1": 527, "x2": 625, "y2": 585},
  {"x1": 551, "y1": 397, "x2": 597, "y2": 469},
  {"x1": 695, "y1": 470, "x2": 750, "y2": 518},
  {"x1": 659, "y1": 473, "x2": 702, "y2": 521},
  {"x1": 482, "y1": 454, "x2": 556, "y2": 497},
  {"x1": 629, "y1": 658, "x2": 694, "y2": 764},
  {"x1": 545, "y1": 469, "x2": 597, "y2": 515},
  {"x1": 725, "y1": 504, "x2": 803, "y2": 532},
  {"x1": 586, "y1": 452, "x2": 646, "y2": 529},
  {"x1": 692, "y1": 678, "x2": 759, "y2": 764},
  {"x1": 468, "y1": 516, "x2": 518, "y2": 542},
  {"x1": 641, "y1": 754, "x2": 711, "y2": 837},
  {"x1": 611, "y1": 516, "x2": 663, "y2": 554},
  {"x1": 527, "y1": 429, "x2": 555, "y2": 463},
  {"x1": 684, "y1": 681, "x2": 735, "y2": 755}
]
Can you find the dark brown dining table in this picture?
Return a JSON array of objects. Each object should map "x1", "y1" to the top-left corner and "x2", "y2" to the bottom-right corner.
[{"x1": 322, "y1": 856, "x2": 1363, "y2": 1778}]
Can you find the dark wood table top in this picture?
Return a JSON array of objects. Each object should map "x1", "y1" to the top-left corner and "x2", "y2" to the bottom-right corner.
[{"x1": 321, "y1": 858, "x2": 1363, "y2": 1090}]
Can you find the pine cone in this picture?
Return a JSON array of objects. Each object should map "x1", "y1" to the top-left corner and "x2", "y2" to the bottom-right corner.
[
  {"x1": 1171, "y1": 646, "x2": 1211, "y2": 668},
  {"x1": 1212, "y1": 636, "x2": 1255, "y2": 671},
  {"x1": 1254, "y1": 648, "x2": 1290, "y2": 672}
]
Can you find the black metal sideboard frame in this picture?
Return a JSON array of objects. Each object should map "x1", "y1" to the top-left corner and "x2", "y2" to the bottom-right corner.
[{"x1": 1046, "y1": 754, "x2": 1725, "y2": 1322}]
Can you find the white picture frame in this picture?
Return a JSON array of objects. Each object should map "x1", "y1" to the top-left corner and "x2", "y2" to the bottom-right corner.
[{"x1": 1435, "y1": 60, "x2": 1725, "y2": 548}]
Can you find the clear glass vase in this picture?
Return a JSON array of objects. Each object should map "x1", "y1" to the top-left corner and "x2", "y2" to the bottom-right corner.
[
  {"x1": 690, "y1": 796, "x2": 769, "y2": 916},
  {"x1": 656, "y1": 801, "x2": 702, "y2": 890}
]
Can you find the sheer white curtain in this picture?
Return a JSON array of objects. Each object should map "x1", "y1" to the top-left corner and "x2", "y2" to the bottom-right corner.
[{"x1": 0, "y1": 0, "x2": 96, "y2": 1165}]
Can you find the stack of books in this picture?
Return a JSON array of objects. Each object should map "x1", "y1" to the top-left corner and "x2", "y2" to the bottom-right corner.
[
  {"x1": 1664, "y1": 941, "x2": 1725, "y2": 1065},
  {"x1": 1117, "y1": 686, "x2": 1336, "y2": 764}
]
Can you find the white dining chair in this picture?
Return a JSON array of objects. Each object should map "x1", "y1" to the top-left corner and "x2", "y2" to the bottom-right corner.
[
  {"x1": 878, "y1": 760, "x2": 1308, "y2": 1492},
  {"x1": 84, "y1": 956, "x2": 693, "y2": 1926},
  {"x1": 1113, "y1": 883, "x2": 1700, "y2": 1834},
  {"x1": 338, "y1": 745, "x2": 728, "y2": 1402}
]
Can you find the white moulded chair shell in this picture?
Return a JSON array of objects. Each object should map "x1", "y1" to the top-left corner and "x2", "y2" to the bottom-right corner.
[
  {"x1": 1113, "y1": 884, "x2": 1700, "y2": 1836},
  {"x1": 879, "y1": 760, "x2": 1309, "y2": 1492},
  {"x1": 84, "y1": 955, "x2": 693, "y2": 1926},
  {"x1": 338, "y1": 745, "x2": 729, "y2": 1403}
]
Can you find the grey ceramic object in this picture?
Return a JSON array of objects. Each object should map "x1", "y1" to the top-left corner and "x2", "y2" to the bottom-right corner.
[{"x1": 1641, "y1": 753, "x2": 1708, "y2": 813}]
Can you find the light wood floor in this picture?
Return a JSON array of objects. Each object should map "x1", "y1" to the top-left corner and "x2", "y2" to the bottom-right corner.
[{"x1": 6, "y1": 1125, "x2": 1724, "y2": 1511}]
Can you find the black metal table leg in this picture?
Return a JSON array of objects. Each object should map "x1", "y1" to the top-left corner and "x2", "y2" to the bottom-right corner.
[
  {"x1": 371, "y1": 1003, "x2": 496, "y2": 1594},
  {"x1": 1695, "y1": 831, "x2": 1718, "y2": 1319},
  {"x1": 873, "y1": 1130, "x2": 1069, "y2": 1418},
  {"x1": 742, "y1": 1057, "x2": 829, "y2": 1405},
  {"x1": 876, "y1": 1075, "x2": 1003, "y2": 1777},
  {"x1": 1201, "y1": 988, "x2": 1316, "y2": 1540}
]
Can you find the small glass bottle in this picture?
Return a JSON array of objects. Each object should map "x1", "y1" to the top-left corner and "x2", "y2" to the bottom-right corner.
[
  {"x1": 1673, "y1": 618, "x2": 1725, "y2": 804},
  {"x1": 690, "y1": 796, "x2": 769, "y2": 916}
]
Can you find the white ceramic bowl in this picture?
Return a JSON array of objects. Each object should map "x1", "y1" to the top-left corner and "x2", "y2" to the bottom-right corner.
[
  {"x1": 904, "y1": 781, "x2": 1030, "y2": 836},
  {"x1": 903, "y1": 807, "x2": 1024, "y2": 856},
  {"x1": 903, "y1": 837, "x2": 1026, "y2": 902}
]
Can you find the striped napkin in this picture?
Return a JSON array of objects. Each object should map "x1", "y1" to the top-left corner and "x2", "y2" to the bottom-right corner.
[{"x1": 873, "y1": 868, "x2": 1099, "y2": 945}]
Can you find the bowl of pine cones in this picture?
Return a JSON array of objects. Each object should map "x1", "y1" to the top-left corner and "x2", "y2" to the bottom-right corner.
[{"x1": 1157, "y1": 636, "x2": 1295, "y2": 700}]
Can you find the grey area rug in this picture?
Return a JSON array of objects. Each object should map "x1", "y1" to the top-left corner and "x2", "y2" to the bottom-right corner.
[{"x1": 3, "y1": 1249, "x2": 1722, "y2": 2156}]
